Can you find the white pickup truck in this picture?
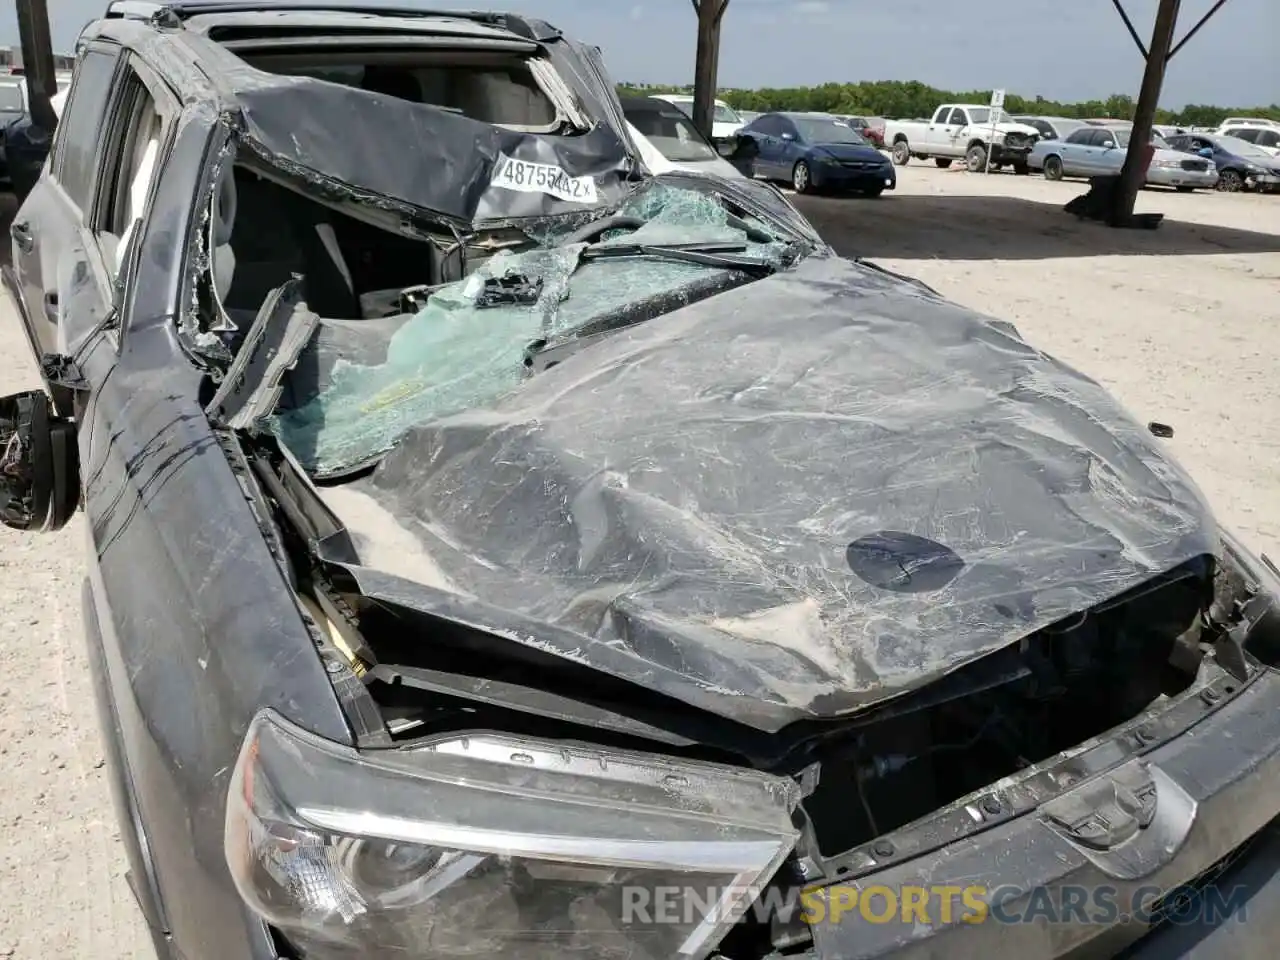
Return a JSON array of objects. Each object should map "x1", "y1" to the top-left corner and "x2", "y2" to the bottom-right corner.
[{"x1": 884, "y1": 104, "x2": 1042, "y2": 173}]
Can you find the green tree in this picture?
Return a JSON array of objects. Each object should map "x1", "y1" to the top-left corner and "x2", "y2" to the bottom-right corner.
[{"x1": 616, "y1": 79, "x2": 1278, "y2": 127}]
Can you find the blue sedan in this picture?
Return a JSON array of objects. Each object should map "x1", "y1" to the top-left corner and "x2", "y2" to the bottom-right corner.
[{"x1": 740, "y1": 111, "x2": 896, "y2": 196}]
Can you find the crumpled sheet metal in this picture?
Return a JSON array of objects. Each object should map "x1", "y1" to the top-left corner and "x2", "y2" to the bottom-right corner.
[
  {"x1": 334, "y1": 254, "x2": 1215, "y2": 732},
  {"x1": 273, "y1": 185, "x2": 788, "y2": 475},
  {"x1": 228, "y1": 66, "x2": 632, "y2": 224}
]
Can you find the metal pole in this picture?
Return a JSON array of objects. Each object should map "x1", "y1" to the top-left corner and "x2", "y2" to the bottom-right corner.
[
  {"x1": 1110, "y1": 0, "x2": 1181, "y2": 226},
  {"x1": 691, "y1": 0, "x2": 728, "y2": 142},
  {"x1": 14, "y1": 0, "x2": 57, "y2": 130}
]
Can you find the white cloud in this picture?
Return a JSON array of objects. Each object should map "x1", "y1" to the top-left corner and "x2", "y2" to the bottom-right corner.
[{"x1": 629, "y1": 4, "x2": 645, "y2": 20}]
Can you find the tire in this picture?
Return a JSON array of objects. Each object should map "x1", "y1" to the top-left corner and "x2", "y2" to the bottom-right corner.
[
  {"x1": 934, "y1": 158, "x2": 952, "y2": 169},
  {"x1": 892, "y1": 140, "x2": 911, "y2": 165},
  {"x1": 1012, "y1": 162, "x2": 1030, "y2": 176},
  {"x1": 1043, "y1": 155, "x2": 1064, "y2": 181},
  {"x1": 861, "y1": 185, "x2": 885, "y2": 198},
  {"x1": 965, "y1": 143, "x2": 988, "y2": 172},
  {"x1": 792, "y1": 160, "x2": 812, "y2": 194},
  {"x1": 1216, "y1": 169, "x2": 1244, "y2": 192}
]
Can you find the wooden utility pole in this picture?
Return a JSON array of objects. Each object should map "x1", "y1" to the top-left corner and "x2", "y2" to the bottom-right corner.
[
  {"x1": 691, "y1": 0, "x2": 729, "y2": 141},
  {"x1": 14, "y1": 0, "x2": 57, "y2": 129},
  {"x1": 1110, "y1": 0, "x2": 1180, "y2": 225}
]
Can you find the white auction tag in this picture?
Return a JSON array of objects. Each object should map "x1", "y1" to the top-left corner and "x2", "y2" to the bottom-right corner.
[{"x1": 492, "y1": 153, "x2": 599, "y2": 203}]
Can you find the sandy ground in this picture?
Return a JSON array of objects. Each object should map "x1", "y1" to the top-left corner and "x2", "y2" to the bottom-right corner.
[{"x1": 0, "y1": 169, "x2": 1276, "y2": 958}]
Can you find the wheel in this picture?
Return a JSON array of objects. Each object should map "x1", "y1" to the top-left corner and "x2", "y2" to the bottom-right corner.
[
  {"x1": 1043, "y1": 155, "x2": 1064, "y2": 181},
  {"x1": 892, "y1": 140, "x2": 911, "y2": 165},
  {"x1": 965, "y1": 143, "x2": 988, "y2": 172},
  {"x1": 860, "y1": 185, "x2": 885, "y2": 198},
  {"x1": 1012, "y1": 162, "x2": 1030, "y2": 176},
  {"x1": 1216, "y1": 169, "x2": 1244, "y2": 192},
  {"x1": 792, "y1": 160, "x2": 812, "y2": 194},
  {"x1": 1175, "y1": 186, "x2": 1195, "y2": 193},
  {"x1": 934, "y1": 158, "x2": 952, "y2": 169}
]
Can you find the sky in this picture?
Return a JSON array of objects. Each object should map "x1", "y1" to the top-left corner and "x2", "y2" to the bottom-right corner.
[{"x1": 1, "y1": 0, "x2": 1275, "y2": 108}]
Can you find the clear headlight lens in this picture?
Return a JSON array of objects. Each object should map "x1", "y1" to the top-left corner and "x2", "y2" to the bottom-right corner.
[{"x1": 226, "y1": 710, "x2": 801, "y2": 960}]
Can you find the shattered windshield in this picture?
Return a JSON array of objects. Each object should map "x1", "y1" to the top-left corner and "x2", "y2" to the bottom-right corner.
[{"x1": 272, "y1": 183, "x2": 796, "y2": 477}]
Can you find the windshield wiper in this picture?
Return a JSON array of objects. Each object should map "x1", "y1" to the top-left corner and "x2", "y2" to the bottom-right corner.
[{"x1": 580, "y1": 240, "x2": 780, "y2": 276}]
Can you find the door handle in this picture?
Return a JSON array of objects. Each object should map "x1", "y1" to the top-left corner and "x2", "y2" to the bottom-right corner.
[
  {"x1": 43, "y1": 292, "x2": 58, "y2": 322},
  {"x1": 11, "y1": 220, "x2": 34, "y2": 253}
]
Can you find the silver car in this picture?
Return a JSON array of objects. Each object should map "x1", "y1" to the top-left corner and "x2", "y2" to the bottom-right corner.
[{"x1": 1028, "y1": 126, "x2": 1219, "y2": 191}]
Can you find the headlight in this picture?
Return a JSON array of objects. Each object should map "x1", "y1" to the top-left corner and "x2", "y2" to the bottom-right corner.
[{"x1": 226, "y1": 710, "x2": 801, "y2": 960}]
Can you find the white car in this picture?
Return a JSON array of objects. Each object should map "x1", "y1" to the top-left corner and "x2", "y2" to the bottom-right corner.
[
  {"x1": 1215, "y1": 122, "x2": 1280, "y2": 157},
  {"x1": 620, "y1": 96, "x2": 744, "y2": 178},
  {"x1": 648, "y1": 93, "x2": 745, "y2": 140}
]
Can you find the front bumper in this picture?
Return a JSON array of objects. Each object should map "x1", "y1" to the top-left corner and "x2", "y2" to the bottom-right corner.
[
  {"x1": 1247, "y1": 172, "x2": 1280, "y2": 192},
  {"x1": 812, "y1": 162, "x2": 897, "y2": 191},
  {"x1": 991, "y1": 143, "x2": 1034, "y2": 165},
  {"x1": 1146, "y1": 166, "x2": 1219, "y2": 189},
  {"x1": 804, "y1": 660, "x2": 1280, "y2": 958}
]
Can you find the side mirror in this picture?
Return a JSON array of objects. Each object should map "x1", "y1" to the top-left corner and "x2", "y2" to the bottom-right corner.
[
  {"x1": 1101, "y1": 140, "x2": 1115, "y2": 149},
  {"x1": 716, "y1": 138, "x2": 736, "y2": 157},
  {"x1": 735, "y1": 133, "x2": 759, "y2": 159}
]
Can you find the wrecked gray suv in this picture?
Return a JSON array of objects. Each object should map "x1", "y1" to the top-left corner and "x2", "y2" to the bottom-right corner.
[{"x1": 4, "y1": 4, "x2": 1280, "y2": 960}]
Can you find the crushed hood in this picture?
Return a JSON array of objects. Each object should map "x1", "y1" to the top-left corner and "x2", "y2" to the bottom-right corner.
[{"x1": 325, "y1": 255, "x2": 1216, "y2": 732}]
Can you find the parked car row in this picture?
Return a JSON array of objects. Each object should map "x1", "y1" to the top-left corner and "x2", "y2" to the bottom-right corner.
[
  {"x1": 1021, "y1": 120, "x2": 1280, "y2": 193},
  {"x1": 1026, "y1": 127, "x2": 1219, "y2": 191},
  {"x1": 621, "y1": 99, "x2": 892, "y2": 196}
]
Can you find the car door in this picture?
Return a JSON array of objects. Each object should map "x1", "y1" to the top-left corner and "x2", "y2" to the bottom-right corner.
[
  {"x1": 776, "y1": 117, "x2": 805, "y2": 175},
  {"x1": 7, "y1": 43, "x2": 123, "y2": 373},
  {"x1": 944, "y1": 108, "x2": 971, "y2": 156},
  {"x1": 744, "y1": 115, "x2": 781, "y2": 177},
  {"x1": 921, "y1": 107, "x2": 948, "y2": 152},
  {"x1": 1058, "y1": 128, "x2": 1093, "y2": 175},
  {"x1": 1093, "y1": 129, "x2": 1125, "y2": 174}
]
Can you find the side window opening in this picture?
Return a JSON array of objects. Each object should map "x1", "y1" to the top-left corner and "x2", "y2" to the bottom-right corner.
[
  {"x1": 93, "y1": 65, "x2": 166, "y2": 279},
  {"x1": 49, "y1": 45, "x2": 121, "y2": 210},
  {"x1": 235, "y1": 50, "x2": 577, "y2": 131}
]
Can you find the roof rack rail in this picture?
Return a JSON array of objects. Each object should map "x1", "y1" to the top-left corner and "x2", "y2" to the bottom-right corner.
[{"x1": 104, "y1": 1, "x2": 181, "y2": 28}]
